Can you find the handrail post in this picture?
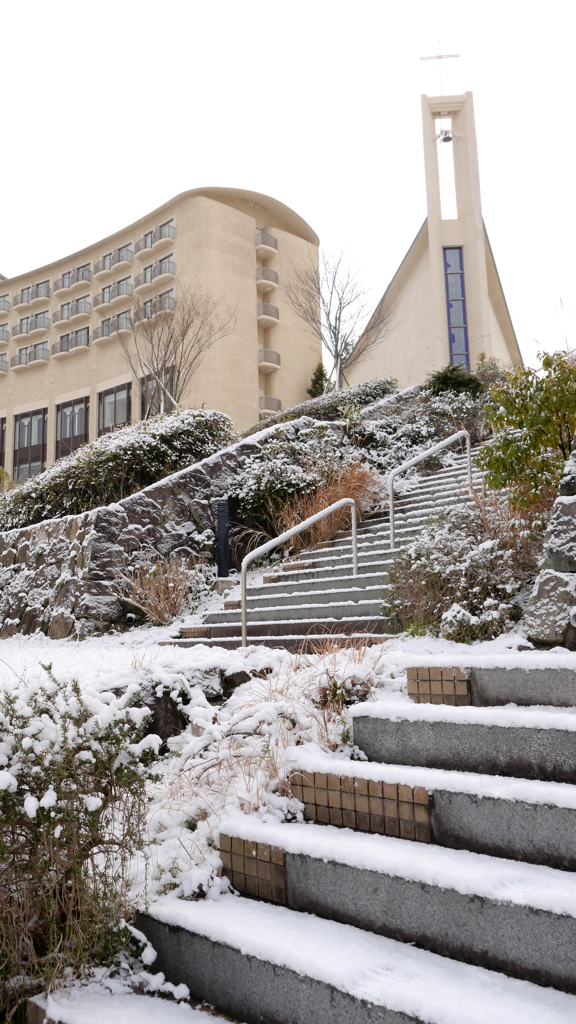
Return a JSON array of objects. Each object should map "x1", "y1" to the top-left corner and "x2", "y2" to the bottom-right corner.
[
  {"x1": 466, "y1": 432, "x2": 472, "y2": 489},
  {"x1": 388, "y1": 477, "x2": 395, "y2": 552},
  {"x1": 241, "y1": 561, "x2": 248, "y2": 647},
  {"x1": 351, "y1": 502, "x2": 358, "y2": 576}
]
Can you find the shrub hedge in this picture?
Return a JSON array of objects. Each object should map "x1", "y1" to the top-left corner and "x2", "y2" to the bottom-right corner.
[
  {"x1": 0, "y1": 408, "x2": 235, "y2": 532},
  {"x1": 242, "y1": 377, "x2": 398, "y2": 436}
]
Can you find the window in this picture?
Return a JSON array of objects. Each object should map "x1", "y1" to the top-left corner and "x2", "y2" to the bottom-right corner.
[
  {"x1": 13, "y1": 408, "x2": 48, "y2": 480},
  {"x1": 117, "y1": 244, "x2": 132, "y2": 262},
  {"x1": 18, "y1": 341, "x2": 48, "y2": 364},
  {"x1": 140, "y1": 368, "x2": 175, "y2": 418},
  {"x1": 0, "y1": 325, "x2": 8, "y2": 343},
  {"x1": 158, "y1": 253, "x2": 174, "y2": 274},
  {"x1": 77, "y1": 263, "x2": 90, "y2": 281},
  {"x1": 56, "y1": 397, "x2": 89, "y2": 459},
  {"x1": 0, "y1": 295, "x2": 9, "y2": 313},
  {"x1": 102, "y1": 252, "x2": 112, "y2": 270},
  {"x1": 98, "y1": 383, "x2": 131, "y2": 435},
  {"x1": 19, "y1": 317, "x2": 31, "y2": 335},
  {"x1": 75, "y1": 327, "x2": 89, "y2": 347},
  {"x1": 102, "y1": 285, "x2": 112, "y2": 303},
  {"x1": 443, "y1": 248, "x2": 469, "y2": 368},
  {"x1": 0, "y1": 418, "x2": 5, "y2": 469},
  {"x1": 62, "y1": 271, "x2": 72, "y2": 288},
  {"x1": 21, "y1": 287, "x2": 32, "y2": 304},
  {"x1": 117, "y1": 276, "x2": 131, "y2": 296},
  {"x1": 61, "y1": 302, "x2": 71, "y2": 319},
  {"x1": 143, "y1": 263, "x2": 154, "y2": 284},
  {"x1": 36, "y1": 280, "x2": 50, "y2": 299},
  {"x1": 0, "y1": 354, "x2": 7, "y2": 373},
  {"x1": 143, "y1": 230, "x2": 153, "y2": 249}
]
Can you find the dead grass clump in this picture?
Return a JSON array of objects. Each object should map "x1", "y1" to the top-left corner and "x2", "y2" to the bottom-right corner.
[
  {"x1": 272, "y1": 461, "x2": 383, "y2": 553},
  {"x1": 116, "y1": 553, "x2": 205, "y2": 625}
]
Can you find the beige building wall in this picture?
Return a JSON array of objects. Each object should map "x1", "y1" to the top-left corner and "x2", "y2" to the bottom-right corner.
[
  {"x1": 0, "y1": 188, "x2": 320, "y2": 478},
  {"x1": 347, "y1": 92, "x2": 522, "y2": 390}
]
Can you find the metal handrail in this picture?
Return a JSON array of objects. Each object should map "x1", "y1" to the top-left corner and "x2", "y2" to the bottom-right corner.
[
  {"x1": 388, "y1": 430, "x2": 472, "y2": 550},
  {"x1": 240, "y1": 497, "x2": 358, "y2": 646}
]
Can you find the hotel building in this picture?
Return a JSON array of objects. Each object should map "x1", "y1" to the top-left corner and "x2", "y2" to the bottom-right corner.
[{"x1": 0, "y1": 188, "x2": 320, "y2": 480}]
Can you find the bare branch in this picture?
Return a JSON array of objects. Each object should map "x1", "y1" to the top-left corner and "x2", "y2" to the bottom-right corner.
[
  {"x1": 120, "y1": 284, "x2": 236, "y2": 416},
  {"x1": 285, "y1": 252, "x2": 395, "y2": 389}
]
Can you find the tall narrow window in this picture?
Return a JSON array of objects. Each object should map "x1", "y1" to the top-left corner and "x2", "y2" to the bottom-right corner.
[
  {"x1": 98, "y1": 383, "x2": 131, "y2": 435},
  {"x1": 443, "y1": 247, "x2": 469, "y2": 368},
  {"x1": 56, "y1": 397, "x2": 90, "y2": 459},
  {"x1": 13, "y1": 408, "x2": 48, "y2": 480}
]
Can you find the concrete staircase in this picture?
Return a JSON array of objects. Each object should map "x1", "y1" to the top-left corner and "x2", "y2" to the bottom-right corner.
[
  {"x1": 166, "y1": 453, "x2": 483, "y2": 651},
  {"x1": 139, "y1": 662, "x2": 576, "y2": 1022}
]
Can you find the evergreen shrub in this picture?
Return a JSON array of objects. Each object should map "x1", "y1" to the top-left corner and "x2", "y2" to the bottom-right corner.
[
  {"x1": 0, "y1": 408, "x2": 235, "y2": 532},
  {"x1": 242, "y1": 377, "x2": 398, "y2": 435}
]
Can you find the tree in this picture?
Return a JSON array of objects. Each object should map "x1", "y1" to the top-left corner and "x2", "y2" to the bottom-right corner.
[
  {"x1": 122, "y1": 286, "x2": 236, "y2": 417},
  {"x1": 477, "y1": 351, "x2": 576, "y2": 506},
  {"x1": 306, "y1": 361, "x2": 332, "y2": 398},
  {"x1": 425, "y1": 363, "x2": 483, "y2": 397},
  {"x1": 285, "y1": 253, "x2": 396, "y2": 389}
]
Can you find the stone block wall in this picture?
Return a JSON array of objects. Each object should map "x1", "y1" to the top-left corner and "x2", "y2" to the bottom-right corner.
[
  {"x1": 0, "y1": 417, "x2": 342, "y2": 640},
  {"x1": 523, "y1": 450, "x2": 576, "y2": 647}
]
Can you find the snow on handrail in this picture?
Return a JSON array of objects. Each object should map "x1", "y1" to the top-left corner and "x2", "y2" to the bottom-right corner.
[
  {"x1": 388, "y1": 430, "x2": 472, "y2": 550},
  {"x1": 240, "y1": 497, "x2": 358, "y2": 647}
]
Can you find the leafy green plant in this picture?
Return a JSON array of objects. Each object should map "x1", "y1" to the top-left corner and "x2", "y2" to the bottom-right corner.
[
  {"x1": 0, "y1": 667, "x2": 159, "y2": 1019},
  {"x1": 0, "y1": 408, "x2": 235, "y2": 532},
  {"x1": 477, "y1": 351, "x2": 576, "y2": 506},
  {"x1": 425, "y1": 363, "x2": 483, "y2": 397}
]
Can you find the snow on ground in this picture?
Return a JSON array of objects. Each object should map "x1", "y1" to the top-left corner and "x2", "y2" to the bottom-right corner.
[{"x1": 3, "y1": 620, "x2": 576, "y2": 1018}]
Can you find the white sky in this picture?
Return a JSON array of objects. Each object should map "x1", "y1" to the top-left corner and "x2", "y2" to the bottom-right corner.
[{"x1": 1, "y1": 0, "x2": 574, "y2": 369}]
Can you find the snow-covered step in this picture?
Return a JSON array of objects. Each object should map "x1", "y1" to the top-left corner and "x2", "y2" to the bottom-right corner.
[
  {"x1": 218, "y1": 818, "x2": 576, "y2": 991},
  {"x1": 288, "y1": 750, "x2": 576, "y2": 870},
  {"x1": 161, "y1": 632, "x2": 391, "y2": 652},
  {"x1": 408, "y1": 664, "x2": 576, "y2": 708},
  {"x1": 185, "y1": 614, "x2": 394, "y2": 640},
  {"x1": 138, "y1": 895, "x2": 576, "y2": 1024},
  {"x1": 263, "y1": 560, "x2": 395, "y2": 585},
  {"x1": 225, "y1": 584, "x2": 391, "y2": 613},
  {"x1": 205, "y1": 597, "x2": 387, "y2": 625},
  {"x1": 351, "y1": 701, "x2": 576, "y2": 784},
  {"x1": 251, "y1": 570, "x2": 389, "y2": 598}
]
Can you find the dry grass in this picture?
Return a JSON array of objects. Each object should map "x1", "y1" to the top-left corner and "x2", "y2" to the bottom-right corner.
[
  {"x1": 116, "y1": 553, "x2": 202, "y2": 625},
  {"x1": 272, "y1": 461, "x2": 383, "y2": 554}
]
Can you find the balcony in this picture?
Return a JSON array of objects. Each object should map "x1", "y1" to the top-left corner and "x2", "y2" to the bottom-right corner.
[
  {"x1": 135, "y1": 222, "x2": 175, "y2": 259},
  {"x1": 13, "y1": 283, "x2": 51, "y2": 308},
  {"x1": 256, "y1": 267, "x2": 279, "y2": 293},
  {"x1": 93, "y1": 315, "x2": 131, "y2": 343},
  {"x1": 259, "y1": 395, "x2": 282, "y2": 415},
  {"x1": 0, "y1": 297, "x2": 10, "y2": 315},
  {"x1": 53, "y1": 298, "x2": 91, "y2": 326},
  {"x1": 0, "y1": 326, "x2": 9, "y2": 343},
  {"x1": 12, "y1": 313, "x2": 50, "y2": 338},
  {"x1": 258, "y1": 348, "x2": 281, "y2": 373},
  {"x1": 11, "y1": 346, "x2": 49, "y2": 369},
  {"x1": 134, "y1": 270, "x2": 155, "y2": 294},
  {"x1": 53, "y1": 267, "x2": 92, "y2": 295},
  {"x1": 133, "y1": 294, "x2": 175, "y2": 322},
  {"x1": 52, "y1": 333, "x2": 90, "y2": 358},
  {"x1": 257, "y1": 301, "x2": 279, "y2": 327},
  {"x1": 94, "y1": 281, "x2": 132, "y2": 314},
  {"x1": 94, "y1": 248, "x2": 133, "y2": 279},
  {"x1": 256, "y1": 229, "x2": 278, "y2": 258}
]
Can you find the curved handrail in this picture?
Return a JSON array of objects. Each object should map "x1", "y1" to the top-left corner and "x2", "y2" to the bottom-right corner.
[
  {"x1": 388, "y1": 430, "x2": 471, "y2": 550},
  {"x1": 240, "y1": 497, "x2": 358, "y2": 647}
]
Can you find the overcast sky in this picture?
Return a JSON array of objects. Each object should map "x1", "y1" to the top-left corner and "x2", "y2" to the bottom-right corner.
[{"x1": 1, "y1": 0, "x2": 573, "y2": 370}]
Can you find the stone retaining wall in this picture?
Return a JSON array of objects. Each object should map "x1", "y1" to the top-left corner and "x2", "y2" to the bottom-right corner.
[{"x1": 0, "y1": 417, "x2": 343, "y2": 640}]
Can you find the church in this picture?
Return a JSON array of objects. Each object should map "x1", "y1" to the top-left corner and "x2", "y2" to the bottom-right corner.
[{"x1": 346, "y1": 91, "x2": 523, "y2": 388}]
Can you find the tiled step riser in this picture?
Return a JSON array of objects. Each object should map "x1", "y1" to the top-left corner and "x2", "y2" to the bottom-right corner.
[
  {"x1": 285, "y1": 855, "x2": 576, "y2": 992},
  {"x1": 353, "y1": 716, "x2": 576, "y2": 785},
  {"x1": 136, "y1": 913, "x2": 426, "y2": 1024},
  {"x1": 408, "y1": 666, "x2": 576, "y2": 709},
  {"x1": 205, "y1": 600, "x2": 387, "y2": 625}
]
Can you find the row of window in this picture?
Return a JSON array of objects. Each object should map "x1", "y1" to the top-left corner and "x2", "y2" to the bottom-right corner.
[
  {"x1": 1, "y1": 220, "x2": 175, "y2": 312},
  {"x1": 0, "y1": 384, "x2": 132, "y2": 481}
]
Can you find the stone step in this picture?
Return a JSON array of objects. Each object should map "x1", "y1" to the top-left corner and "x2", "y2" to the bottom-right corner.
[
  {"x1": 252, "y1": 570, "x2": 389, "y2": 597},
  {"x1": 218, "y1": 818, "x2": 576, "y2": 992},
  {"x1": 350, "y1": 702, "x2": 576, "y2": 784},
  {"x1": 181, "y1": 615, "x2": 393, "y2": 639},
  {"x1": 160, "y1": 632, "x2": 391, "y2": 652},
  {"x1": 407, "y1": 664, "x2": 576, "y2": 709},
  {"x1": 223, "y1": 584, "x2": 391, "y2": 614},
  {"x1": 287, "y1": 751, "x2": 576, "y2": 870},
  {"x1": 205, "y1": 597, "x2": 387, "y2": 625},
  {"x1": 263, "y1": 561, "x2": 395, "y2": 585},
  {"x1": 138, "y1": 895, "x2": 576, "y2": 1024}
]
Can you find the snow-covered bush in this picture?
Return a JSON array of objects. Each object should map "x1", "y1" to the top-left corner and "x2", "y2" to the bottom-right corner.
[
  {"x1": 228, "y1": 425, "x2": 383, "y2": 549},
  {"x1": 0, "y1": 408, "x2": 236, "y2": 532},
  {"x1": 0, "y1": 667, "x2": 160, "y2": 1016},
  {"x1": 358, "y1": 386, "x2": 488, "y2": 474},
  {"x1": 389, "y1": 497, "x2": 540, "y2": 642},
  {"x1": 242, "y1": 376, "x2": 397, "y2": 435}
]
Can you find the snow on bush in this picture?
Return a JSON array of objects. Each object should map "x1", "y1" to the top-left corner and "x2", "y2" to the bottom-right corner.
[
  {"x1": 242, "y1": 376, "x2": 398, "y2": 436},
  {"x1": 389, "y1": 497, "x2": 541, "y2": 642},
  {"x1": 0, "y1": 408, "x2": 236, "y2": 532},
  {"x1": 0, "y1": 665, "x2": 162, "y2": 1016},
  {"x1": 228, "y1": 424, "x2": 383, "y2": 543}
]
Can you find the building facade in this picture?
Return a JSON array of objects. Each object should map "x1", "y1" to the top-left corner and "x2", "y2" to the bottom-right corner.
[
  {"x1": 347, "y1": 92, "x2": 523, "y2": 389},
  {"x1": 0, "y1": 188, "x2": 320, "y2": 480}
]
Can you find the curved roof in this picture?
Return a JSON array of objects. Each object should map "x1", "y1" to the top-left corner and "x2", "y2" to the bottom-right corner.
[{"x1": 1, "y1": 187, "x2": 318, "y2": 284}]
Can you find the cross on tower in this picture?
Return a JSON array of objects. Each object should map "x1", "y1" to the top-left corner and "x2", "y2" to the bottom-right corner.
[{"x1": 420, "y1": 43, "x2": 460, "y2": 95}]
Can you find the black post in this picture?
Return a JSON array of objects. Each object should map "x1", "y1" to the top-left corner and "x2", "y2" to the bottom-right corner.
[{"x1": 216, "y1": 499, "x2": 230, "y2": 578}]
